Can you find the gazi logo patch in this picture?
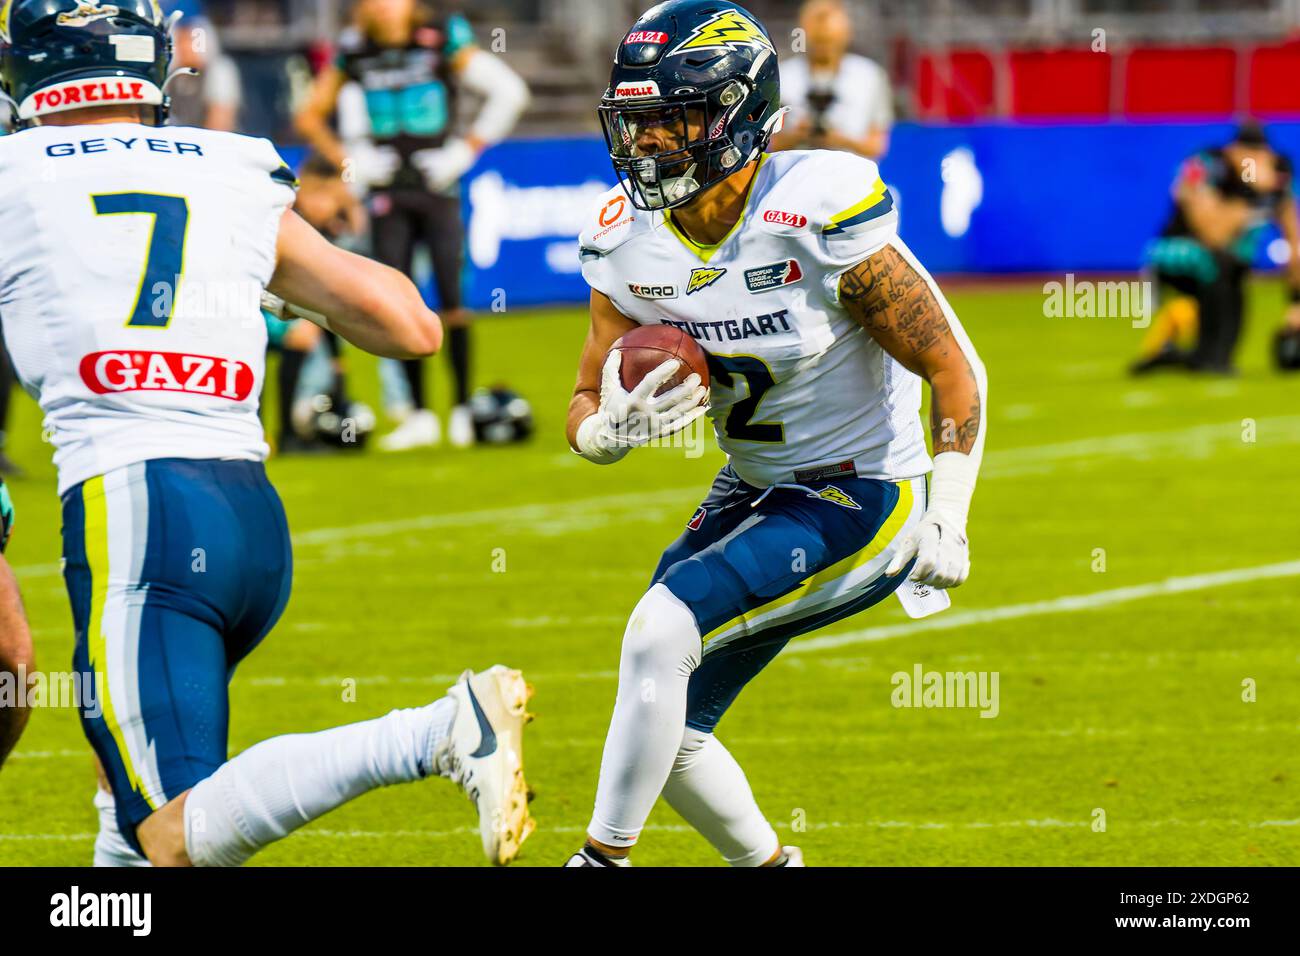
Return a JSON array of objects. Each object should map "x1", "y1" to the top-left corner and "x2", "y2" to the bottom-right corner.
[{"x1": 686, "y1": 267, "x2": 727, "y2": 295}]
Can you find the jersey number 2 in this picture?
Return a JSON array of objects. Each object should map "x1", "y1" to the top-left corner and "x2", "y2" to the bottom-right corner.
[
  {"x1": 92, "y1": 193, "x2": 190, "y2": 328},
  {"x1": 705, "y1": 353, "x2": 785, "y2": 444}
]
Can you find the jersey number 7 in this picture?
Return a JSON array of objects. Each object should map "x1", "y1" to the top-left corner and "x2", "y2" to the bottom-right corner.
[{"x1": 92, "y1": 193, "x2": 190, "y2": 329}]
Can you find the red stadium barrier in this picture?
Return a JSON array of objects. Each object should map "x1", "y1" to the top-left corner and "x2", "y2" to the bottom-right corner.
[
  {"x1": 913, "y1": 41, "x2": 1300, "y2": 121},
  {"x1": 1009, "y1": 49, "x2": 1112, "y2": 119},
  {"x1": 1248, "y1": 40, "x2": 1300, "y2": 116},
  {"x1": 1124, "y1": 46, "x2": 1238, "y2": 117},
  {"x1": 915, "y1": 49, "x2": 997, "y2": 121}
]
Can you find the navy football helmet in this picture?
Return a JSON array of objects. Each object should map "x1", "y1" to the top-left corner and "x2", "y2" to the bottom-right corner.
[
  {"x1": 598, "y1": 0, "x2": 783, "y2": 211},
  {"x1": 0, "y1": 0, "x2": 175, "y2": 126}
]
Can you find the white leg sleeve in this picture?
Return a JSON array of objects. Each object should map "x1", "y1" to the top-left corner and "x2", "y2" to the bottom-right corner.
[
  {"x1": 184, "y1": 699, "x2": 455, "y2": 867},
  {"x1": 588, "y1": 584, "x2": 701, "y2": 848},
  {"x1": 92, "y1": 787, "x2": 152, "y2": 868},
  {"x1": 662, "y1": 727, "x2": 780, "y2": 867}
]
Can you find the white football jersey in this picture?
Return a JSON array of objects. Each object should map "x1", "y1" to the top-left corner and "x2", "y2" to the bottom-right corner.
[
  {"x1": 0, "y1": 123, "x2": 297, "y2": 493},
  {"x1": 580, "y1": 149, "x2": 931, "y2": 488}
]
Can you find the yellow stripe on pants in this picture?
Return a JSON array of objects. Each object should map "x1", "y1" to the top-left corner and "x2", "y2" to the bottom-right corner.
[
  {"x1": 83, "y1": 475, "x2": 155, "y2": 810},
  {"x1": 703, "y1": 479, "x2": 916, "y2": 647}
]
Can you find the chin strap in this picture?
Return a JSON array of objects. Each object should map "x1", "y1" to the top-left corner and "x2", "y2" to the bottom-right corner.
[{"x1": 756, "y1": 106, "x2": 790, "y2": 157}]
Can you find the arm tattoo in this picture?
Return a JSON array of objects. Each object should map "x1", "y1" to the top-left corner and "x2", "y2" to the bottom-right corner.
[
  {"x1": 842, "y1": 245, "x2": 982, "y2": 455},
  {"x1": 840, "y1": 244, "x2": 953, "y2": 358}
]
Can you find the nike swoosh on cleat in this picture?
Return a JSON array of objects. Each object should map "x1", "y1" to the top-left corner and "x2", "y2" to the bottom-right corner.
[{"x1": 466, "y1": 682, "x2": 498, "y2": 759}]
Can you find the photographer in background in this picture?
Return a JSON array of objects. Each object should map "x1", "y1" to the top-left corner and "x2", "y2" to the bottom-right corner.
[
  {"x1": 161, "y1": 0, "x2": 242, "y2": 131},
  {"x1": 1133, "y1": 121, "x2": 1300, "y2": 375},
  {"x1": 771, "y1": 0, "x2": 892, "y2": 161}
]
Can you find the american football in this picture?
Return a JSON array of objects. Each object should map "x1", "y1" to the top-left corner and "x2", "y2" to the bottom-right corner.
[{"x1": 611, "y1": 323, "x2": 711, "y2": 395}]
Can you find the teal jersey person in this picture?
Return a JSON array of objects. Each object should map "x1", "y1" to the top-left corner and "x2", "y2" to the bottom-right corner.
[{"x1": 296, "y1": 0, "x2": 530, "y2": 452}]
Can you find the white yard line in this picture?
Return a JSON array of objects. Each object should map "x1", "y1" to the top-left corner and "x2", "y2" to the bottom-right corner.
[
  {"x1": 787, "y1": 559, "x2": 1300, "y2": 655},
  {"x1": 15, "y1": 416, "x2": 1300, "y2": 582},
  {"x1": 11, "y1": 558, "x2": 1291, "y2": 697},
  {"x1": 5, "y1": 817, "x2": 1296, "y2": 845}
]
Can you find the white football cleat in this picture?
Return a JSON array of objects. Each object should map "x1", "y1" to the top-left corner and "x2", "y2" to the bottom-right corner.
[
  {"x1": 378, "y1": 408, "x2": 440, "y2": 451},
  {"x1": 448, "y1": 404, "x2": 476, "y2": 448},
  {"x1": 779, "y1": 846, "x2": 805, "y2": 867},
  {"x1": 564, "y1": 846, "x2": 631, "y2": 867},
  {"x1": 437, "y1": 665, "x2": 535, "y2": 865}
]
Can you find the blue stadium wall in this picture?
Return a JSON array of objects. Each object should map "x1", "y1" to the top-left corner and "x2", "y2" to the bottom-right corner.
[{"x1": 280, "y1": 121, "x2": 1300, "y2": 310}]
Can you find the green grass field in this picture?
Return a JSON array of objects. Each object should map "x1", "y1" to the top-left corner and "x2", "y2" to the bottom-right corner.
[{"x1": 2, "y1": 280, "x2": 1297, "y2": 866}]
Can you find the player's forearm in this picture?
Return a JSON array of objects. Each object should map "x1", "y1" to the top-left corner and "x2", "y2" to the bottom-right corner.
[
  {"x1": 567, "y1": 391, "x2": 600, "y2": 452},
  {"x1": 928, "y1": 365, "x2": 983, "y2": 456},
  {"x1": 0, "y1": 557, "x2": 34, "y2": 770},
  {"x1": 310, "y1": 266, "x2": 442, "y2": 359},
  {"x1": 925, "y1": 360, "x2": 986, "y2": 528},
  {"x1": 271, "y1": 212, "x2": 442, "y2": 359},
  {"x1": 841, "y1": 243, "x2": 988, "y2": 525}
]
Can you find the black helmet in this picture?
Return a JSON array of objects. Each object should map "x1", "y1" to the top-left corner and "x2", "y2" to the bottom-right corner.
[
  {"x1": 468, "y1": 387, "x2": 533, "y2": 445},
  {"x1": 598, "y1": 0, "x2": 783, "y2": 211},
  {"x1": 1276, "y1": 326, "x2": 1300, "y2": 372},
  {"x1": 0, "y1": 0, "x2": 173, "y2": 126}
]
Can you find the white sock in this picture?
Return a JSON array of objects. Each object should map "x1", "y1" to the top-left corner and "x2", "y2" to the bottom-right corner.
[
  {"x1": 92, "y1": 787, "x2": 152, "y2": 868},
  {"x1": 588, "y1": 584, "x2": 701, "y2": 848},
  {"x1": 184, "y1": 698, "x2": 456, "y2": 867},
  {"x1": 662, "y1": 727, "x2": 780, "y2": 867}
]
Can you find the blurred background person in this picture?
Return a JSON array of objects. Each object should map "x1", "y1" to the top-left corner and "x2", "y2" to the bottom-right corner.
[
  {"x1": 1133, "y1": 120, "x2": 1300, "y2": 375},
  {"x1": 263, "y1": 154, "x2": 373, "y2": 454},
  {"x1": 0, "y1": 342, "x2": 20, "y2": 477},
  {"x1": 163, "y1": 0, "x2": 244, "y2": 131},
  {"x1": 295, "y1": 0, "x2": 529, "y2": 450},
  {"x1": 0, "y1": 478, "x2": 33, "y2": 772},
  {"x1": 771, "y1": 0, "x2": 893, "y2": 160}
]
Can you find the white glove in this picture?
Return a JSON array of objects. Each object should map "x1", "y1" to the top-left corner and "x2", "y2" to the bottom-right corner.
[
  {"x1": 344, "y1": 142, "x2": 401, "y2": 190},
  {"x1": 886, "y1": 509, "x2": 970, "y2": 589},
  {"x1": 410, "y1": 139, "x2": 477, "y2": 193},
  {"x1": 575, "y1": 352, "x2": 708, "y2": 462}
]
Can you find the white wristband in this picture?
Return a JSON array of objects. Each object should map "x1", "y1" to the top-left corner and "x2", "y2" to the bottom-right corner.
[
  {"x1": 928, "y1": 451, "x2": 980, "y2": 530},
  {"x1": 574, "y1": 413, "x2": 629, "y2": 465}
]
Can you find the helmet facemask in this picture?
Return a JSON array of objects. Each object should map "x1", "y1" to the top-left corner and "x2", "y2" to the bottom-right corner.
[{"x1": 598, "y1": 76, "x2": 760, "y2": 211}]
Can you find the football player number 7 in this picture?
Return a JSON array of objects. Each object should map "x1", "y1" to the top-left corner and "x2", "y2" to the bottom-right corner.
[{"x1": 92, "y1": 193, "x2": 190, "y2": 328}]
